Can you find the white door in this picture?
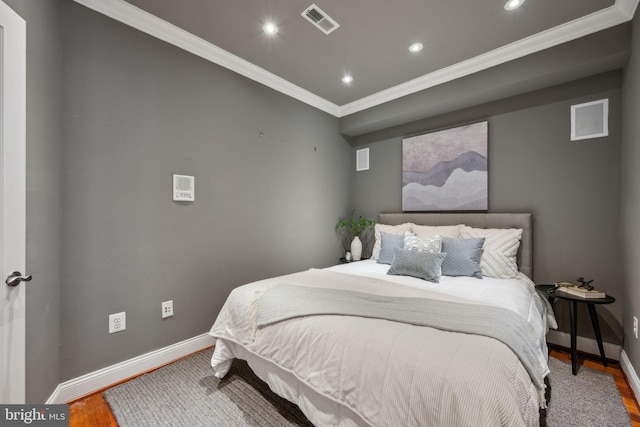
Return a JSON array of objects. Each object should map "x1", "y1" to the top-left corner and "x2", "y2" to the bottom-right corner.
[{"x1": 0, "y1": 0, "x2": 26, "y2": 404}]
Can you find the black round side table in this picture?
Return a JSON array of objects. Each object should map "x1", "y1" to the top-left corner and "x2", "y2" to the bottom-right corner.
[{"x1": 535, "y1": 284, "x2": 615, "y2": 375}]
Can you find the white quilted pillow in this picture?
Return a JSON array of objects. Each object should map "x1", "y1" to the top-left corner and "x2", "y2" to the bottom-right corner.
[
  {"x1": 459, "y1": 226, "x2": 523, "y2": 278},
  {"x1": 372, "y1": 223, "x2": 413, "y2": 260}
]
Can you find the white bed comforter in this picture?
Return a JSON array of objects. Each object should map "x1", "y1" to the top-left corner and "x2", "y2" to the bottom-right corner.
[{"x1": 209, "y1": 260, "x2": 556, "y2": 427}]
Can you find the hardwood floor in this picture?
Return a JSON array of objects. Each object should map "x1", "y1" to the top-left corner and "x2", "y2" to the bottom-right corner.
[
  {"x1": 69, "y1": 393, "x2": 118, "y2": 427},
  {"x1": 68, "y1": 346, "x2": 640, "y2": 427}
]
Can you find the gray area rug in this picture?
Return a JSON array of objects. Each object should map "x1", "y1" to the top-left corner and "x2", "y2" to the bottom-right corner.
[
  {"x1": 105, "y1": 348, "x2": 630, "y2": 426},
  {"x1": 545, "y1": 357, "x2": 630, "y2": 427},
  {"x1": 104, "y1": 348, "x2": 311, "y2": 427}
]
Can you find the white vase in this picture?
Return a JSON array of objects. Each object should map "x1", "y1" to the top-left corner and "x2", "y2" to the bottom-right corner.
[{"x1": 351, "y1": 236, "x2": 363, "y2": 261}]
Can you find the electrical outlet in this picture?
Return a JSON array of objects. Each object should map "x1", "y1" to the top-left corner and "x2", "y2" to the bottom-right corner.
[
  {"x1": 109, "y1": 312, "x2": 126, "y2": 333},
  {"x1": 634, "y1": 316, "x2": 638, "y2": 339},
  {"x1": 162, "y1": 300, "x2": 173, "y2": 319}
]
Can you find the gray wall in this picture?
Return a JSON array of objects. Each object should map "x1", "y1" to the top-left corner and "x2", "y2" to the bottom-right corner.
[
  {"x1": 622, "y1": 11, "x2": 640, "y2": 370},
  {"x1": 59, "y1": 1, "x2": 350, "y2": 380},
  {"x1": 3, "y1": 0, "x2": 64, "y2": 403},
  {"x1": 349, "y1": 71, "x2": 623, "y2": 344}
]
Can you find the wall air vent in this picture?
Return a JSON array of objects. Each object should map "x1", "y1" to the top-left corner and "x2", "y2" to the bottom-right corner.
[
  {"x1": 302, "y1": 4, "x2": 340, "y2": 35},
  {"x1": 356, "y1": 148, "x2": 370, "y2": 171}
]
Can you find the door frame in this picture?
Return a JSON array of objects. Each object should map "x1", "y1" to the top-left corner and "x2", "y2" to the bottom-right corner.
[{"x1": 0, "y1": 0, "x2": 27, "y2": 404}]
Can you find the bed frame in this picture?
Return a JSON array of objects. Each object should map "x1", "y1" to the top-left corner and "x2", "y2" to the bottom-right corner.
[{"x1": 379, "y1": 213, "x2": 533, "y2": 279}]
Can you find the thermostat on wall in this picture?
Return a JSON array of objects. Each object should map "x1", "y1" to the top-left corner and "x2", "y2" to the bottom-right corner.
[{"x1": 173, "y1": 174, "x2": 194, "y2": 201}]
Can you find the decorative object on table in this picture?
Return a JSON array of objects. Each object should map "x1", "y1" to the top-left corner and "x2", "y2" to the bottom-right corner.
[
  {"x1": 576, "y1": 277, "x2": 594, "y2": 290},
  {"x1": 335, "y1": 210, "x2": 376, "y2": 261},
  {"x1": 557, "y1": 286, "x2": 606, "y2": 299},
  {"x1": 402, "y1": 121, "x2": 488, "y2": 211},
  {"x1": 350, "y1": 237, "x2": 363, "y2": 261},
  {"x1": 554, "y1": 281, "x2": 575, "y2": 287},
  {"x1": 345, "y1": 252, "x2": 352, "y2": 262},
  {"x1": 556, "y1": 277, "x2": 606, "y2": 299}
]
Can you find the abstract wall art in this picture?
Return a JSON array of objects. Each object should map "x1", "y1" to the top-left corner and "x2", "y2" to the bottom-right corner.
[{"x1": 402, "y1": 121, "x2": 488, "y2": 211}]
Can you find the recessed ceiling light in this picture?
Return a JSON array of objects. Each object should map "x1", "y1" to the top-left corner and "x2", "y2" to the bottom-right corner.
[
  {"x1": 263, "y1": 22, "x2": 278, "y2": 35},
  {"x1": 342, "y1": 75, "x2": 353, "y2": 85},
  {"x1": 409, "y1": 43, "x2": 423, "y2": 53},
  {"x1": 504, "y1": 0, "x2": 525, "y2": 10}
]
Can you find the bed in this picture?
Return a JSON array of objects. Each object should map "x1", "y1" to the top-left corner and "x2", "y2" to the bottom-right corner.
[{"x1": 209, "y1": 213, "x2": 557, "y2": 426}]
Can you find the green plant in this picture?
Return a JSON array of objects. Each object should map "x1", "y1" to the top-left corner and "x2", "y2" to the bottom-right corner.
[{"x1": 335, "y1": 210, "x2": 376, "y2": 238}]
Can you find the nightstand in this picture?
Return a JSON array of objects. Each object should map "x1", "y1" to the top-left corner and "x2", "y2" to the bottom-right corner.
[{"x1": 535, "y1": 284, "x2": 615, "y2": 375}]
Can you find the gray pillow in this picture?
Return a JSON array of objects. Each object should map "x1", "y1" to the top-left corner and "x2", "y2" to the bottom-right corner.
[
  {"x1": 441, "y1": 237, "x2": 485, "y2": 279},
  {"x1": 387, "y1": 247, "x2": 447, "y2": 283},
  {"x1": 378, "y1": 232, "x2": 405, "y2": 264}
]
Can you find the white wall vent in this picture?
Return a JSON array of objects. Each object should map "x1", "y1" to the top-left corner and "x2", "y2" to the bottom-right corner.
[
  {"x1": 356, "y1": 148, "x2": 369, "y2": 171},
  {"x1": 571, "y1": 99, "x2": 609, "y2": 141},
  {"x1": 302, "y1": 4, "x2": 340, "y2": 35}
]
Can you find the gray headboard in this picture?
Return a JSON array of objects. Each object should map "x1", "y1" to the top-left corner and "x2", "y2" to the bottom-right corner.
[{"x1": 379, "y1": 213, "x2": 533, "y2": 279}]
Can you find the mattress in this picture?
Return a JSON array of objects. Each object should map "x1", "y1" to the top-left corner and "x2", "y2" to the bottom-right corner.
[{"x1": 209, "y1": 260, "x2": 556, "y2": 427}]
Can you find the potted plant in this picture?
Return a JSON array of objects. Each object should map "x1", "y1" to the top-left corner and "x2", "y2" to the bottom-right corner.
[{"x1": 335, "y1": 210, "x2": 376, "y2": 261}]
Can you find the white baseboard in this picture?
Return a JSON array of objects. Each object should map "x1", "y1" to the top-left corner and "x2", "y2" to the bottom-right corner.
[
  {"x1": 621, "y1": 350, "x2": 640, "y2": 403},
  {"x1": 46, "y1": 333, "x2": 216, "y2": 404},
  {"x1": 546, "y1": 330, "x2": 621, "y2": 361}
]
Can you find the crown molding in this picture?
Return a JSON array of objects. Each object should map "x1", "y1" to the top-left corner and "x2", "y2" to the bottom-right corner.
[
  {"x1": 73, "y1": 0, "x2": 341, "y2": 117},
  {"x1": 618, "y1": 0, "x2": 640, "y2": 19},
  {"x1": 339, "y1": 0, "x2": 639, "y2": 116},
  {"x1": 74, "y1": 0, "x2": 637, "y2": 118}
]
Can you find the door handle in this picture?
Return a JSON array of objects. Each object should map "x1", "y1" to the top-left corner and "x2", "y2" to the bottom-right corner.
[{"x1": 5, "y1": 271, "x2": 32, "y2": 287}]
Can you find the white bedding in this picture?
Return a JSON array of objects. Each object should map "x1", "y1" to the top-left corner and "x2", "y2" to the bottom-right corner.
[{"x1": 209, "y1": 260, "x2": 557, "y2": 427}]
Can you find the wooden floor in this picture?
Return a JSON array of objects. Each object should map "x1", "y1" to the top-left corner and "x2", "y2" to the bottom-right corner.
[
  {"x1": 68, "y1": 346, "x2": 640, "y2": 427},
  {"x1": 69, "y1": 393, "x2": 118, "y2": 427}
]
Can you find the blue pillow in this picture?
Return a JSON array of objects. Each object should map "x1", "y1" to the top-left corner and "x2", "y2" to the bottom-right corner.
[
  {"x1": 378, "y1": 232, "x2": 405, "y2": 264},
  {"x1": 441, "y1": 237, "x2": 485, "y2": 279},
  {"x1": 387, "y1": 247, "x2": 447, "y2": 283}
]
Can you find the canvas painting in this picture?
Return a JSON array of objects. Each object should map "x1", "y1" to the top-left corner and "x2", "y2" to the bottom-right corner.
[{"x1": 402, "y1": 121, "x2": 488, "y2": 211}]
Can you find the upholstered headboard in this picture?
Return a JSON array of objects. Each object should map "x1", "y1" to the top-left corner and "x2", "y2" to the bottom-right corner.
[{"x1": 379, "y1": 213, "x2": 533, "y2": 279}]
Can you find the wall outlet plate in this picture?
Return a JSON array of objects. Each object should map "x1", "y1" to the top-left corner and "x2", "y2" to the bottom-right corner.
[
  {"x1": 162, "y1": 300, "x2": 173, "y2": 319},
  {"x1": 109, "y1": 312, "x2": 126, "y2": 333}
]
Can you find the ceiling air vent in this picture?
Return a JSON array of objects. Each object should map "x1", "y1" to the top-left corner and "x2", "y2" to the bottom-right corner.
[{"x1": 302, "y1": 4, "x2": 340, "y2": 35}]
